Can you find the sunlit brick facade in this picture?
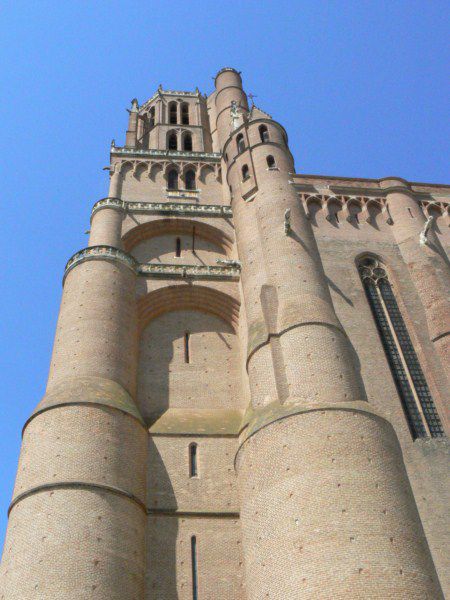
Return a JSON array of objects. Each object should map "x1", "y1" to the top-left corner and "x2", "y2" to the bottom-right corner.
[{"x1": 1, "y1": 68, "x2": 449, "y2": 599}]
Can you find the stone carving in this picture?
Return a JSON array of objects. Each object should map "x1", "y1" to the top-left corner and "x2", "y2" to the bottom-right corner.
[
  {"x1": 230, "y1": 101, "x2": 242, "y2": 130},
  {"x1": 216, "y1": 258, "x2": 242, "y2": 268},
  {"x1": 284, "y1": 208, "x2": 291, "y2": 235},
  {"x1": 420, "y1": 215, "x2": 435, "y2": 246}
]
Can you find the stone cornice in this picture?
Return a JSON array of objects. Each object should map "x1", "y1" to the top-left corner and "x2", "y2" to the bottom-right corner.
[
  {"x1": 63, "y1": 245, "x2": 240, "y2": 283},
  {"x1": 111, "y1": 147, "x2": 221, "y2": 161},
  {"x1": 91, "y1": 197, "x2": 233, "y2": 220}
]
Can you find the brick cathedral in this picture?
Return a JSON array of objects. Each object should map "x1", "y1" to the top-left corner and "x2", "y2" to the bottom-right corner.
[{"x1": 1, "y1": 68, "x2": 449, "y2": 599}]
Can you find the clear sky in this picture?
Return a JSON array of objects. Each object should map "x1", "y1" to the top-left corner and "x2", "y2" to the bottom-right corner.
[{"x1": 0, "y1": 1, "x2": 448, "y2": 545}]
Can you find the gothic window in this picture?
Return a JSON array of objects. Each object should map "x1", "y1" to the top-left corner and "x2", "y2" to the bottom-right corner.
[
  {"x1": 181, "y1": 102, "x2": 190, "y2": 125},
  {"x1": 169, "y1": 101, "x2": 178, "y2": 124},
  {"x1": 168, "y1": 132, "x2": 178, "y2": 150},
  {"x1": 185, "y1": 169, "x2": 196, "y2": 190},
  {"x1": 191, "y1": 536, "x2": 198, "y2": 600},
  {"x1": 266, "y1": 155, "x2": 276, "y2": 168},
  {"x1": 236, "y1": 133, "x2": 245, "y2": 154},
  {"x1": 183, "y1": 132, "x2": 193, "y2": 151},
  {"x1": 189, "y1": 443, "x2": 198, "y2": 477},
  {"x1": 149, "y1": 106, "x2": 155, "y2": 127},
  {"x1": 168, "y1": 169, "x2": 178, "y2": 190},
  {"x1": 358, "y1": 256, "x2": 443, "y2": 439},
  {"x1": 259, "y1": 125, "x2": 269, "y2": 143},
  {"x1": 242, "y1": 164, "x2": 250, "y2": 181}
]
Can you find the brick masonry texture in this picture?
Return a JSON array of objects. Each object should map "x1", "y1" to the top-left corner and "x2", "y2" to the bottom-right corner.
[{"x1": 0, "y1": 67, "x2": 449, "y2": 599}]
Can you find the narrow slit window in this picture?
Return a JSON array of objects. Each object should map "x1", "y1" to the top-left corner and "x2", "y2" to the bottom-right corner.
[
  {"x1": 242, "y1": 164, "x2": 249, "y2": 181},
  {"x1": 175, "y1": 237, "x2": 181, "y2": 258},
  {"x1": 149, "y1": 107, "x2": 155, "y2": 127},
  {"x1": 266, "y1": 155, "x2": 276, "y2": 169},
  {"x1": 358, "y1": 256, "x2": 443, "y2": 439},
  {"x1": 408, "y1": 207, "x2": 414, "y2": 218},
  {"x1": 189, "y1": 443, "x2": 198, "y2": 477},
  {"x1": 191, "y1": 536, "x2": 198, "y2": 600},
  {"x1": 184, "y1": 332, "x2": 190, "y2": 363}
]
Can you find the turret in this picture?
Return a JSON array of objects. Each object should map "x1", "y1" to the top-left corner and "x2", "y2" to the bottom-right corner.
[
  {"x1": 0, "y1": 236, "x2": 147, "y2": 598},
  {"x1": 215, "y1": 68, "x2": 444, "y2": 599}
]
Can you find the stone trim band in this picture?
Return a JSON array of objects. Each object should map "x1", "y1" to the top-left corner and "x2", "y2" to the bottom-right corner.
[
  {"x1": 63, "y1": 246, "x2": 240, "y2": 283},
  {"x1": 91, "y1": 197, "x2": 233, "y2": 220},
  {"x1": 8, "y1": 484, "x2": 240, "y2": 520},
  {"x1": 8, "y1": 482, "x2": 147, "y2": 516}
]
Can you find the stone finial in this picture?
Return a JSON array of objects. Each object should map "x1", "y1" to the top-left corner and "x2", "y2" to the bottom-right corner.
[
  {"x1": 419, "y1": 215, "x2": 435, "y2": 246},
  {"x1": 130, "y1": 98, "x2": 139, "y2": 112},
  {"x1": 284, "y1": 209, "x2": 291, "y2": 235},
  {"x1": 110, "y1": 139, "x2": 115, "y2": 148}
]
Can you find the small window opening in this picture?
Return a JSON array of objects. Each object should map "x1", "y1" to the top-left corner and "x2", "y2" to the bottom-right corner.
[
  {"x1": 266, "y1": 155, "x2": 276, "y2": 169},
  {"x1": 236, "y1": 133, "x2": 245, "y2": 154},
  {"x1": 189, "y1": 443, "x2": 198, "y2": 477},
  {"x1": 181, "y1": 103, "x2": 190, "y2": 125},
  {"x1": 184, "y1": 332, "x2": 190, "y2": 363},
  {"x1": 183, "y1": 133, "x2": 193, "y2": 151},
  {"x1": 185, "y1": 169, "x2": 196, "y2": 190},
  {"x1": 175, "y1": 237, "x2": 181, "y2": 258},
  {"x1": 191, "y1": 536, "x2": 198, "y2": 600},
  {"x1": 168, "y1": 169, "x2": 178, "y2": 190},
  {"x1": 225, "y1": 152, "x2": 228, "y2": 163},
  {"x1": 168, "y1": 133, "x2": 178, "y2": 150},
  {"x1": 169, "y1": 102, "x2": 178, "y2": 124},
  {"x1": 259, "y1": 125, "x2": 269, "y2": 143},
  {"x1": 242, "y1": 164, "x2": 250, "y2": 181}
]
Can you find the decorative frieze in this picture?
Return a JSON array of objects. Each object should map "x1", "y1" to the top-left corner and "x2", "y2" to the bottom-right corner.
[
  {"x1": 64, "y1": 245, "x2": 239, "y2": 282},
  {"x1": 138, "y1": 263, "x2": 240, "y2": 280},
  {"x1": 91, "y1": 197, "x2": 233, "y2": 219},
  {"x1": 111, "y1": 147, "x2": 221, "y2": 160}
]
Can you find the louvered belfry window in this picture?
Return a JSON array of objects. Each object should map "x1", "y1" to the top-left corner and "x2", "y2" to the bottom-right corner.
[{"x1": 358, "y1": 256, "x2": 443, "y2": 439}]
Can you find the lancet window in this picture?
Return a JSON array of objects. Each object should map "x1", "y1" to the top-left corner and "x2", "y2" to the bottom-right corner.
[
  {"x1": 183, "y1": 132, "x2": 193, "y2": 151},
  {"x1": 167, "y1": 169, "x2": 178, "y2": 190},
  {"x1": 358, "y1": 256, "x2": 443, "y2": 439},
  {"x1": 185, "y1": 169, "x2": 196, "y2": 190},
  {"x1": 181, "y1": 102, "x2": 189, "y2": 124},
  {"x1": 259, "y1": 125, "x2": 269, "y2": 142},
  {"x1": 236, "y1": 133, "x2": 245, "y2": 154},
  {"x1": 169, "y1": 101, "x2": 178, "y2": 124}
]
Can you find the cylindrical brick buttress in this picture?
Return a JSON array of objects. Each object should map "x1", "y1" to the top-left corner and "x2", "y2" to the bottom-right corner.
[
  {"x1": 214, "y1": 68, "x2": 444, "y2": 599},
  {"x1": 0, "y1": 253, "x2": 147, "y2": 600}
]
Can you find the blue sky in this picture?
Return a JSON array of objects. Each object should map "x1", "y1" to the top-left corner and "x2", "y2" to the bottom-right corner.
[{"x1": 0, "y1": 1, "x2": 448, "y2": 545}]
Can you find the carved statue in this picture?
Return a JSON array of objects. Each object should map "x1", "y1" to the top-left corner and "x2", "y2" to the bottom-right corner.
[
  {"x1": 284, "y1": 208, "x2": 291, "y2": 235},
  {"x1": 110, "y1": 139, "x2": 115, "y2": 148},
  {"x1": 230, "y1": 101, "x2": 242, "y2": 130},
  {"x1": 419, "y1": 215, "x2": 435, "y2": 246},
  {"x1": 130, "y1": 98, "x2": 139, "y2": 113}
]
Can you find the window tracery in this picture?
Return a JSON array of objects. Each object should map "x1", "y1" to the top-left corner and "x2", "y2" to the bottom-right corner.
[{"x1": 358, "y1": 256, "x2": 443, "y2": 439}]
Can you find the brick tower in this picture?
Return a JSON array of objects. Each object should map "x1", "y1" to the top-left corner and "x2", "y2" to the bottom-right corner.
[{"x1": 1, "y1": 68, "x2": 449, "y2": 599}]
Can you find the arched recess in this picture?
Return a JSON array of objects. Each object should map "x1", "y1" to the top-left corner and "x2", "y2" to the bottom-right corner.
[
  {"x1": 122, "y1": 218, "x2": 234, "y2": 255},
  {"x1": 137, "y1": 285, "x2": 240, "y2": 332},
  {"x1": 137, "y1": 286, "x2": 241, "y2": 418}
]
